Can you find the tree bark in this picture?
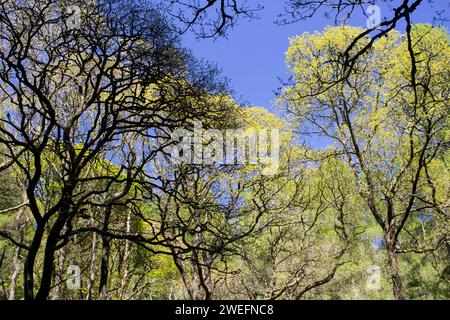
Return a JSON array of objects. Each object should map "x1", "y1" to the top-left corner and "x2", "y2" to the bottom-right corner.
[
  {"x1": 9, "y1": 204, "x2": 27, "y2": 300},
  {"x1": 35, "y1": 214, "x2": 67, "y2": 300},
  {"x1": 8, "y1": 246, "x2": 20, "y2": 300},
  {"x1": 87, "y1": 218, "x2": 98, "y2": 300},
  {"x1": 119, "y1": 211, "x2": 132, "y2": 299},
  {"x1": 53, "y1": 247, "x2": 66, "y2": 299},
  {"x1": 99, "y1": 206, "x2": 112, "y2": 299},
  {"x1": 24, "y1": 224, "x2": 45, "y2": 300},
  {"x1": 385, "y1": 234, "x2": 404, "y2": 300}
]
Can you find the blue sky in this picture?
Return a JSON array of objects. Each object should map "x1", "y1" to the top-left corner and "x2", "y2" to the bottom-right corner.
[{"x1": 182, "y1": 1, "x2": 449, "y2": 118}]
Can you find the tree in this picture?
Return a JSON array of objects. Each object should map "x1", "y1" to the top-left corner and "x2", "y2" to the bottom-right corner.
[
  {"x1": 166, "y1": 0, "x2": 447, "y2": 124},
  {"x1": 279, "y1": 25, "x2": 450, "y2": 299},
  {"x1": 0, "y1": 0, "x2": 231, "y2": 300},
  {"x1": 1, "y1": 0, "x2": 447, "y2": 302}
]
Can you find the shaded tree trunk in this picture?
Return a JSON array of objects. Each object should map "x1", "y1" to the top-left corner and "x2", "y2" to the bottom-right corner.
[
  {"x1": 87, "y1": 217, "x2": 98, "y2": 300},
  {"x1": 35, "y1": 212, "x2": 68, "y2": 300},
  {"x1": 99, "y1": 206, "x2": 112, "y2": 299},
  {"x1": 24, "y1": 224, "x2": 45, "y2": 300},
  {"x1": 173, "y1": 256, "x2": 202, "y2": 300}
]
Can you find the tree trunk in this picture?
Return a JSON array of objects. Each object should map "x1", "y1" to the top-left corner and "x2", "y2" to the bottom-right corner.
[
  {"x1": 35, "y1": 214, "x2": 67, "y2": 300},
  {"x1": 24, "y1": 224, "x2": 45, "y2": 300},
  {"x1": 87, "y1": 218, "x2": 98, "y2": 300},
  {"x1": 119, "y1": 211, "x2": 132, "y2": 299},
  {"x1": 99, "y1": 238, "x2": 111, "y2": 299},
  {"x1": 9, "y1": 205, "x2": 27, "y2": 300},
  {"x1": 8, "y1": 246, "x2": 20, "y2": 300},
  {"x1": 173, "y1": 256, "x2": 202, "y2": 300},
  {"x1": 99, "y1": 206, "x2": 112, "y2": 299},
  {"x1": 53, "y1": 247, "x2": 66, "y2": 299},
  {"x1": 385, "y1": 234, "x2": 405, "y2": 300}
]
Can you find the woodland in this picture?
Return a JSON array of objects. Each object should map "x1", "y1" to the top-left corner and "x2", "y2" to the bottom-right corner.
[{"x1": 0, "y1": 0, "x2": 448, "y2": 300}]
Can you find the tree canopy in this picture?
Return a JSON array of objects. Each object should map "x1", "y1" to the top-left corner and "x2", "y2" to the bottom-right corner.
[{"x1": 0, "y1": 0, "x2": 448, "y2": 301}]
